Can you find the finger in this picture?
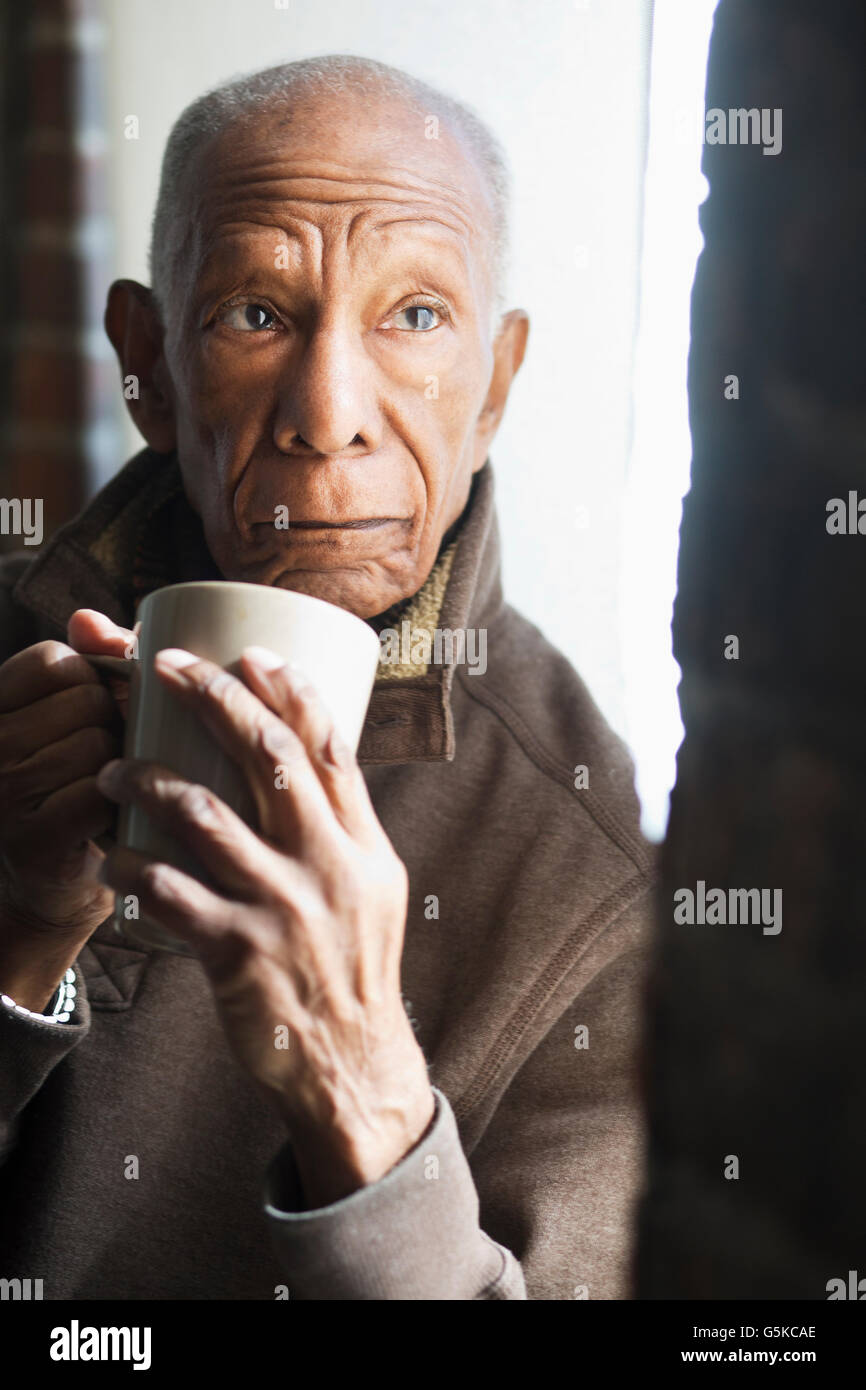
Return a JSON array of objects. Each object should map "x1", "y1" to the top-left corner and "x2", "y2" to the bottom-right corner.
[
  {"x1": 15, "y1": 771, "x2": 117, "y2": 850},
  {"x1": 152, "y1": 650, "x2": 337, "y2": 853},
  {"x1": 1, "y1": 724, "x2": 119, "y2": 822},
  {"x1": 66, "y1": 608, "x2": 139, "y2": 660},
  {"x1": 240, "y1": 648, "x2": 381, "y2": 846},
  {"x1": 67, "y1": 612, "x2": 139, "y2": 719},
  {"x1": 96, "y1": 757, "x2": 299, "y2": 901},
  {"x1": 0, "y1": 641, "x2": 104, "y2": 716},
  {"x1": 100, "y1": 844, "x2": 238, "y2": 955},
  {"x1": 0, "y1": 680, "x2": 117, "y2": 766}
]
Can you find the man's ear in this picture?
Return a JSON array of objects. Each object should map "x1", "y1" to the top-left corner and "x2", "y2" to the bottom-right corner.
[
  {"x1": 473, "y1": 308, "x2": 529, "y2": 469},
  {"x1": 104, "y1": 280, "x2": 177, "y2": 453}
]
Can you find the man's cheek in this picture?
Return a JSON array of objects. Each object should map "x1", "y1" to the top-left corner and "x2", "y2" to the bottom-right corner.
[
  {"x1": 176, "y1": 429, "x2": 237, "y2": 532},
  {"x1": 427, "y1": 374, "x2": 487, "y2": 465},
  {"x1": 177, "y1": 381, "x2": 271, "y2": 504}
]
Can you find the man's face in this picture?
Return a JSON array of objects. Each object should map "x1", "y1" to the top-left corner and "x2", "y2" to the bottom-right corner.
[{"x1": 111, "y1": 90, "x2": 527, "y2": 618}]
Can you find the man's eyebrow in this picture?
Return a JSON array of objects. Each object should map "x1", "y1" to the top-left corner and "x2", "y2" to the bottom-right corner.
[
  {"x1": 355, "y1": 215, "x2": 481, "y2": 278},
  {"x1": 368, "y1": 214, "x2": 468, "y2": 238}
]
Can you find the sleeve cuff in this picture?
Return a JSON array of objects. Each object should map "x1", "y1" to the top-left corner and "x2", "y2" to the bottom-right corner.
[
  {"x1": 0, "y1": 961, "x2": 90, "y2": 1155},
  {"x1": 263, "y1": 1085, "x2": 518, "y2": 1300},
  {"x1": 0, "y1": 959, "x2": 89, "y2": 1035}
]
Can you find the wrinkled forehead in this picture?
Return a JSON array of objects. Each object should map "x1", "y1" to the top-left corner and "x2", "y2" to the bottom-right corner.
[{"x1": 182, "y1": 90, "x2": 496, "y2": 295}]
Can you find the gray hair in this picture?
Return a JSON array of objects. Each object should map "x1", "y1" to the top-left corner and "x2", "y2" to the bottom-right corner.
[{"x1": 149, "y1": 54, "x2": 511, "y2": 334}]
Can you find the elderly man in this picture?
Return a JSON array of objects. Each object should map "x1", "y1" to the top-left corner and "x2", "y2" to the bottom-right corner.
[{"x1": 0, "y1": 55, "x2": 654, "y2": 1300}]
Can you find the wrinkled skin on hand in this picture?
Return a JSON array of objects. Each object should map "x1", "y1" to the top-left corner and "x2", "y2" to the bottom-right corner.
[{"x1": 98, "y1": 644, "x2": 435, "y2": 1204}]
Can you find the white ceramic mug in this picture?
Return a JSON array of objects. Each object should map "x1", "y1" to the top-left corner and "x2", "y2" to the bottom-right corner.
[{"x1": 92, "y1": 581, "x2": 380, "y2": 956}]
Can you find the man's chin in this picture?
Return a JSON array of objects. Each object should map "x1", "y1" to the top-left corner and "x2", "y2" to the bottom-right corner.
[
  {"x1": 260, "y1": 567, "x2": 413, "y2": 621},
  {"x1": 208, "y1": 520, "x2": 423, "y2": 617}
]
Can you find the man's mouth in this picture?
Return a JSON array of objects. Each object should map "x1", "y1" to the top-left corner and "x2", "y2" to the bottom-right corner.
[{"x1": 289, "y1": 518, "x2": 406, "y2": 531}]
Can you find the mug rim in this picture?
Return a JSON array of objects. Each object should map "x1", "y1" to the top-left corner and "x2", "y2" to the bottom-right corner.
[{"x1": 136, "y1": 579, "x2": 380, "y2": 649}]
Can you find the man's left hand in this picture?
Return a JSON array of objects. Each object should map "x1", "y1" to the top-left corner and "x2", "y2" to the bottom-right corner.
[{"x1": 97, "y1": 645, "x2": 435, "y2": 1207}]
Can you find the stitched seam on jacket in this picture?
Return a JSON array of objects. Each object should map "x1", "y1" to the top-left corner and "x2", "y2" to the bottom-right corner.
[
  {"x1": 477, "y1": 1234, "x2": 513, "y2": 1299},
  {"x1": 456, "y1": 667, "x2": 651, "y2": 873},
  {"x1": 453, "y1": 875, "x2": 652, "y2": 1126}
]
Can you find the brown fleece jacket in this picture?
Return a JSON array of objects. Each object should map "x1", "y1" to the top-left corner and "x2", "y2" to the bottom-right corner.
[{"x1": 0, "y1": 450, "x2": 656, "y2": 1300}]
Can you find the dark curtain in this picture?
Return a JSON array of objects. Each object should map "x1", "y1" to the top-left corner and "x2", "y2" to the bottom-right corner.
[{"x1": 0, "y1": 0, "x2": 117, "y2": 555}]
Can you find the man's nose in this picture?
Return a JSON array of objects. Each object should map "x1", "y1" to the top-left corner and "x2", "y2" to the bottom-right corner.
[{"x1": 273, "y1": 324, "x2": 381, "y2": 456}]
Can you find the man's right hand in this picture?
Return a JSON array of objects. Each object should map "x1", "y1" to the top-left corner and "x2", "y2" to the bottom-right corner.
[{"x1": 0, "y1": 610, "x2": 137, "y2": 1011}]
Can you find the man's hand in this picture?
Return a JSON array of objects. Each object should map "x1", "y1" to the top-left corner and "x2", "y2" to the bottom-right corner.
[
  {"x1": 97, "y1": 645, "x2": 435, "y2": 1206},
  {"x1": 0, "y1": 610, "x2": 140, "y2": 1012}
]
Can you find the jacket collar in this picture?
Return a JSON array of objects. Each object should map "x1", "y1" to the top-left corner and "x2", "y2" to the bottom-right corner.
[{"x1": 11, "y1": 450, "x2": 504, "y2": 765}]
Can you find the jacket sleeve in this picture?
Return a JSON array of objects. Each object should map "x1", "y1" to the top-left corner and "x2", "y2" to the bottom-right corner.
[
  {"x1": 0, "y1": 960, "x2": 91, "y2": 1163},
  {"x1": 261, "y1": 893, "x2": 650, "y2": 1300},
  {"x1": 0, "y1": 550, "x2": 50, "y2": 665}
]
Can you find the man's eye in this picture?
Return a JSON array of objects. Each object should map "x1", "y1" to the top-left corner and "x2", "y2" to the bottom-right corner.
[
  {"x1": 388, "y1": 303, "x2": 442, "y2": 331},
  {"x1": 220, "y1": 303, "x2": 278, "y2": 332}
]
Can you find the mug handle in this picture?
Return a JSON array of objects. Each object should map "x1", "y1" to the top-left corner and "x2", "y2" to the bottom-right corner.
[
  {"x1": 82, "y1": 653, "x2": 136, "y2": 852},
  {"x1": 80, "y1": 653, "x2": 134, "y2": 682}
]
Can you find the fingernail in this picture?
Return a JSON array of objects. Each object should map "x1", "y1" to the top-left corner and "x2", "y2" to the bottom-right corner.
[
  {"x1": 243, "y1": 645, "x2": 285, "y2": 672},
  {"x1": 155, "y1": 648, "x2": 198, "y2": 669},
  {"x1": 97, "y1": 760, "x2": 123, "y2": 793}
]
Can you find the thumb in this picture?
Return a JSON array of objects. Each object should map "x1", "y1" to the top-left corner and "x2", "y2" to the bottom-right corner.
[
  {"x1": 67, "y1": 608, "x2": 140, "y2": 660},
  {"x1": 67, "y1": 608, "x2": 139, "y2": 722}
]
